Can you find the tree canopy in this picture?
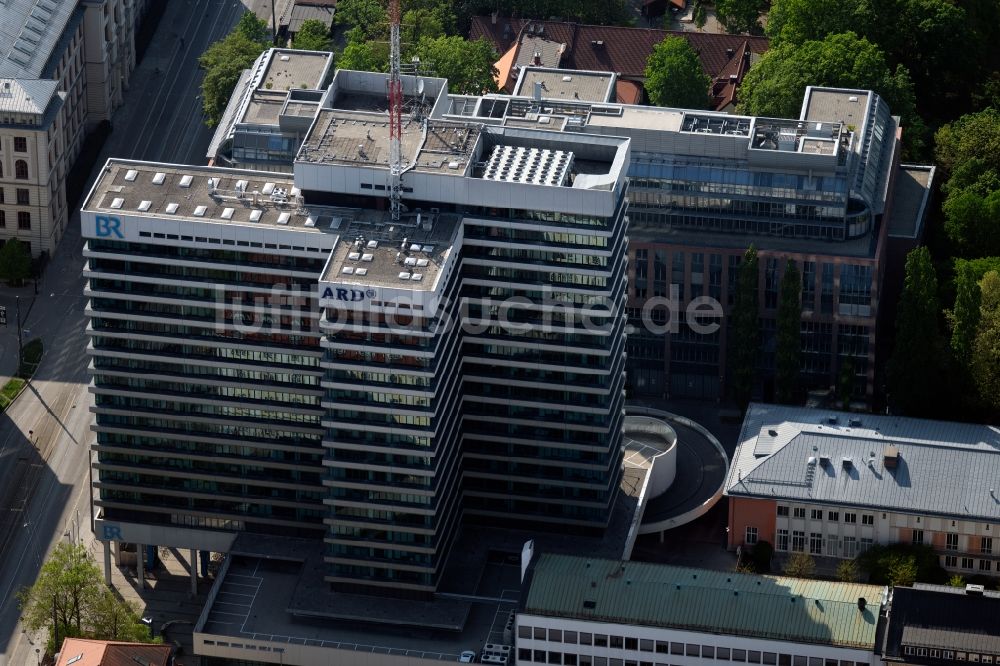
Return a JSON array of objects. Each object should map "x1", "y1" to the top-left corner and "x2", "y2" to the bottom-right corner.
[
  {"x1": 415, "y1": 37, "x2": 498, "y2": 94},
  {"x1": 971, "y1": 271, "x2": 1000, "y2": 413},
  {"x1": 644, "y1": 37, "x2": 711, "y2": 110},
  {"x1": 714, "y1": 0, "x2": 766, "y2": 35},
  {"x1": 198, "y1": 12, "x2": 270, "y2": 127},
  {"x1": 0, "y1": 239, "x2": 31, "y2": 285},
  {"x1": 887, "y1": 247, "x2": 945, "y2": 415},
  {"x1": 18, "y1": 543, "x2": 153, "y2": 653},
  {"x1": 292, "y1": 19, "x2": 332, "y2": 51},
  {"x1": 774, "y1": 260, "x2": 801, "y2": 404}
]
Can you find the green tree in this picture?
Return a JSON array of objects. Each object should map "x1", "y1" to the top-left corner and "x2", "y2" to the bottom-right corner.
[
  {"x1": 236, "y1": 10, "x2": 270, "y2": 43},
  {"x1": 858, "y1": 544, "x2": 947, "y2": 586},
  {"x1": 765, "y1": 0, "x2": 859, "y2": 46},
  {"x1": 934, "y1": 108, "x2": 1000, "y2": 186},
  {"x1": 836, "y1": 559, "x2": 860, "y2": 583},
  {"x1": 644, "y1": 37, "x2": 711, "y2": 110},
  {"x1": 335, "y1": 0, "x2": 386, "y2": 41},
  {"x1": 837, "y1": 356, "x2": 855, "y2": 410},
  {"x1": 199, "y1": 15, "x2": 270, "y2": 127},
  {"x1": 887, "y1": 555, "x2": 918, "y2": 587},
  {"x1": 749, "y1": 541, "x2": 773, "y2": 573},
  {"x1": 415, "y1": 37, "x2": 498, "y2": 94},
  {"x1": 949, "y1": 574, "x2": 966, "y2": 588},
  {"x1": 338, "y1": 40, "x2": 388, "y2": 72},
  {"x1": 292, "y1": 19, "x2": 332, "y2": 51},
  {"x1": 402, "y1": 8, "x2": 447, "y2": 44},
  {"x1": 18, "y1": 543, "x2": 152, "y2": 650},
  {"x1": 951, "y1": 261, "x2": 983, "y2": 363},
  {"x1": 729, "y1": 246, "x2": 760, "y2": 408},
  {"x1": 714, "y1": 0, "x2": 766, "y2": 35},
  {"x1": 0, "y1": 239, "x2": 32, "y2": 285},
  {"x1": 887, "y1": 247, "x2": 945, "y2": 415},
  {"x1": 971, "y1": 271, "x2": 1000, "y2": 412},
  {"x1": 774, "y1": 260, "x2": 801, "y2": 404},
  {"x1": 783, "y1": 552, "x2": 816, "y2": 578}
]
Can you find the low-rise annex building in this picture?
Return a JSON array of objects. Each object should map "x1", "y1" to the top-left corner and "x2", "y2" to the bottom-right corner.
[
  {"x1": 517, "y1": 553, "x2": 888, "y2": 666},
  {"x1": 726, "y1": 404, "x2": 1000, "y2": 576}
]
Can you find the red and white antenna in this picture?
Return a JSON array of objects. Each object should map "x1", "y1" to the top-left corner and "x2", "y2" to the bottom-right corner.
[{"x1": 387, "y1": 0, "x2": 403, "y2": 221}]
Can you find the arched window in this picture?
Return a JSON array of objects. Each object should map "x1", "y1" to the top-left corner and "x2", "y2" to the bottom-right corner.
[{"x1": 14, "y1": 160, "x2": 28, "y2": 180}]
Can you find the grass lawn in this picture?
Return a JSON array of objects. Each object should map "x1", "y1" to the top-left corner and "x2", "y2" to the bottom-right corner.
[{"x1": 0, "y1": 377, "x2": 26, "y2": 411}]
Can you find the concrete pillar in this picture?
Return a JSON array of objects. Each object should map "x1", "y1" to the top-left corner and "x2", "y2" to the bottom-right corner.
[
  {"x1": 103, "y1": 541, "x2": 112, "y2": 585},
  {"x1": 190, "y1": 549, "x2": 198, "y2": 596},
  {"x1": 136, "y1": 543, "x2": 144, "y2": 588}
]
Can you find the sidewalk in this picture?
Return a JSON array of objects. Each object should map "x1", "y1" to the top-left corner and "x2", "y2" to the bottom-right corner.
[{"x1": 0, "y1": 285, "x2": 40, "y2": 389}]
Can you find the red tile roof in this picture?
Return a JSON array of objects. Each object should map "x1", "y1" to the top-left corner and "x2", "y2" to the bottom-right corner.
[
  {"x1": 469, "y1": 17, "x2": 768, "y2": 108},
  {"x1": 56, "y1": 638, "x2": 172, "y2": 666}
]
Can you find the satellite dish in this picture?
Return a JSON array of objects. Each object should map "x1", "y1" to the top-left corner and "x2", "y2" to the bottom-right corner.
[{"x1": 417, "y1": 79, "x2": 425, "y2": 95}]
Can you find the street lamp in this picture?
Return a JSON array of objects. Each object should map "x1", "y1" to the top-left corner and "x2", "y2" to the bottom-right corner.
[{"x1": 35, "y1": 647, "x2": 40, "y2": 665}]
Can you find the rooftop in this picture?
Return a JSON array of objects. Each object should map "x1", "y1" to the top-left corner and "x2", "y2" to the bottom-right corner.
[
  {"x1": 887, "y1": 165, "x2": 935, "y2": 239},
  {"x1": 286, "y1": 1, "x2": 336, "y2": 33},
  {"x1": 55, "y1": 638, "x2": 172, "y2": 666},
  {"x1": 84, "y1": 160, "x2": 331, "y2": 232},
  {"x1": 523, "y1": 554, "x2": 885, "y2": 649},
  {"x1": 320, "y1": 209, "x2": 459, "y2": 288},
  {"x1": 881, "y1": 584, "x2": 1000, "y2": 660},
  {"x1": 0, "y1": 0, "x2": 77, "y2": 79},
  {"x1": 726, "y1": 404, "x2": 1000, "y2": 522},
  {"x1": 298, "y1": 110, "x2": 481, "y2": 175},
  {"x1": 803, "y1": 88, "x2": 870, "y2": 127},
  {"x1": 514, "y1": 67, "x2": 616, "y2": 103},
  {"x1": 0, "y1": 77, "x2": 58, "y2": 115},
  {"x1": 261, "y1": 49, "x2": 332, "y2": 93}
]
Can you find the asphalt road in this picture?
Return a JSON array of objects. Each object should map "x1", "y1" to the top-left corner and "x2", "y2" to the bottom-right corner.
[{"x1": 0, "y1": 1, "x2": 257, "y2": 663}]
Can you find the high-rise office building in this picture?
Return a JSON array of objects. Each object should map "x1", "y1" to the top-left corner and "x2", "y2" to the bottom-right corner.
[{"x1": 84, "y1": 71, "x2": 629, "y2": 594}]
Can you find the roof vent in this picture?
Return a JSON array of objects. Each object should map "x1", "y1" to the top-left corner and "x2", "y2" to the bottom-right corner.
[
  {"x1": 110, "y1": 197, "x2": 124, "y2": 209},
  {"x1": 849, "y1": 418, "x2": 862, "y2": 427},
  {"x1": 842, "y1": 457, "x2": 853, "y2": 469},
  {"x1": 193, "y1": 205, "x2": 207, "y2": 217},
  {"x1": 858, "y1": 597, "x2": 866, "y2": 612},
  {"x1": 249, "y1": 210, "x2": 262, "y2": 222},
  {"x1": 124, "y1": 169, "x2": 138, "y2": 182},
  {"x1": 883, "y1": 445, "x2": 900, "y2": 469},
  {"x1": 179, "y1": 175, "x2": 193, "y2": 188},
  {"x1": 827, "y1": 416, "x2": 838, "y2": 425},
  {"x1": 966, "y1": 584, "x2": 985, "y2": 596},
  {"x1": 767, "y1": 429, "x2": 778, "y2": 437},
  {"x1": 276, "y1": 212, "x2": 290, "y2": 225},
  {"x1": 819, "y1": 455, "x2": 831, "y2": 467},
  {"x1": 583, "y1": 600, "x2": 596, "y2": 609},
  {"x1": 137, "y1": 200, "x2": 151, "y2": 212},
  {"x1": 164, "y1": 202, "x2": 179, "y2": 214},
  {"x1": 152, "y1": 172, "x2": 166, "y2": 185}
]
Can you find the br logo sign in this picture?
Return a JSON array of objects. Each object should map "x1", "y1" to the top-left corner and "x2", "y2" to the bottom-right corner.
[{"x1": 95, "y1": 215, "x2": 124, "y2": 238}]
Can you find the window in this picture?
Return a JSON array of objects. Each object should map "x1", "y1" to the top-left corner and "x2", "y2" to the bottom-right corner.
[
  {"x1": 793, "y1": 507, "x2": 806, "y2": 519},
  {"x1": 826, "y1": 535, "x2": 839, "y2": 556},
  {"x1": 810, "y1": 533, "x2": 823, "y2": 554},
  {"x1": 595, "y1": 635, "x2": 608, "y2": 648},
  {"x1": 534, "y1": 628, "x2": 546, "y2": 640},
  {"x1": 746, "y1": 526, "x2": 758, "y2": 544},
  {"x1": 777, "y1": 505, "x2": 789, "y2": 517},
  {"x1": 862, "y1": 514, "x2": 874, "y2": 526},
  {"x1": 549, "y1": 629, "x2": 563, "y2": 643},
  {"x1": 535, "y1": 651, "x2": 546, "y2": 663},
  {"x1": 17, "y1": 211, "x2": 30, "y2": 230},
  {"x1": 625, "y1": 638, "x2": 637, "y2": 651},
  {"x1": 962, "y1": 557, "x2": 974, "y2": 570},
  {"x1": 565, "y1": 632, "x2": 578, "y2": 644},
  {"x1": 979, "y1": 559, "x2": 992, "y2": 572},
  {"x1": 828, "y1": 511, "x2": 839, "y2": 521},
  {"x1": 670, "y1": 643, "x2": 683, "y2": 655},
  {"x1": 945, "y1": 555, "x2": 958, "y2": 568},
  {"x1": 912, "y1": 529, "x2": 924, "y2": 546},
  {"x1": 811, "y1": 509, "x2": 823, "y2": 520},
  {"x1": 843, "y1": 536, "x2": 857, "y2": 558},
  {"x1": 732, "y1": 649, "x2": 747, "y2": 663},
  {"x1": 717, "y1": 648, "x2": 731, "y2": 661},
  {"x1": 844, "y1": 512, "x2": 857, "y2": 524},
  {"x1": 702, "y1": 647, "x2": 715, "y2": 659},
  {"x1": 763, "y1": 653, "x2": 777, "y2": 665},
  {"x1": 14, "y1": 137, "x2": 27, "y2": 152},
  {"x1": 748, "y1": 650, "x2": 762, "y2": 663},
  {"x1": 686, "y1": 645, "x2": 699, "y2": 657},
  {"x1": 777, "y1": 529, "x2": 789, "y2": 551},
  {"x1": 15, "y1": 159, "x2": 28, "y2": 179},
  {"x1": 580, "y1": 633, "x2": 592, "y2": 646},
  {"x1": 639, "y1": 640, "x2": 653, "y2": 652},
  {"x1": 610, "y1": 636, "x2": 623, "y2": 649},
  {"x1": 16, "y1": 188, "x2": 28, "y2": 205},
  {"x1": 520, "y1": 649, "x2": 533, "y2": 662},
  {"x1": 548, "y1": 652, "x2": 561, "y2": 664},
  {"x1": 792, "y1": 531, "x2": 805, "y2": 552},
  {"x1": 654, "y1": 642, "x2": 667, "y2": 654},
  {"x1": 0, "y1": 211, "x2": 5, "y2": 228},
  {"x1": 982, "y1": 537, "x2": 993, "y2": 554},
  {"x1": 947, "y1": 533, "x2": 959, "y2": 551},
  {"x1": 860, "y1": 537, "x2": 873, "y2": 553},
  {"x1": 518, "y1": 626, "x2": 531, "y2": 639}
]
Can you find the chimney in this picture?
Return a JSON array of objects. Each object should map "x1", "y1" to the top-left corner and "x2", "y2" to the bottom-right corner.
[
  {"x1": 491, "y1": 10, "x2": 498, "y2": 24},
  {"x1": 532, "y1": 50, "x2": 541, "y2": 66},
  {"x1": 726, "y1": 47, "x2": 734, "y2": 57},
  {"x1": 857, "y1": 597, "x2": 866, "y2": 613},
  {"x1": 883, "y1": 445, "x2": 899, "y2": 469}
]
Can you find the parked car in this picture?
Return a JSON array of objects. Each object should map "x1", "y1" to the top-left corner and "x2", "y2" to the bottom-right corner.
[{"x1": 459, "y1": 651, "x2": 477, "y2": 663}]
